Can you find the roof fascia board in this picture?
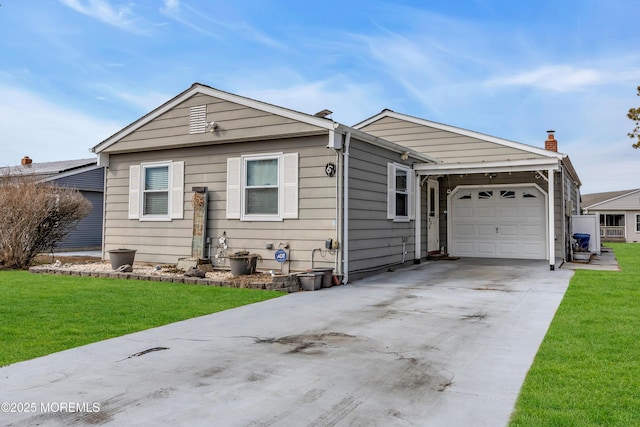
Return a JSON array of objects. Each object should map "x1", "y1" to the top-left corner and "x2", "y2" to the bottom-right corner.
[
  {"x1": 93, "y1": 84, "x2": 338, "y2": 154},
  {"x1": 413, "y1": 157, "x2": 559, "y2": 175},
  {"x1": 355, "y1": 110, "x2": 565, "y2": 160},
  {"x1": 39, "y1": 164, "x2": 101, "y2": 183}
]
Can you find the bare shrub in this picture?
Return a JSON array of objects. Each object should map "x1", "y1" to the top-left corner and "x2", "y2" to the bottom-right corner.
[{"x1": 0, "y1": 173, "x2": 92, "y2": 269}]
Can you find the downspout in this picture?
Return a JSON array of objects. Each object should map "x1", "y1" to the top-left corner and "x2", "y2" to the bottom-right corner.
[
  {"x1": 548, "y1": 168, "x2": 555, "y2": 270},
  {"x1": 415, "y1": 175, "x2": 428, "y2": 263},
  {"x1": 334, "y1": 142, "x2": 343, "y2": 277},
  {"x1": 342, "y1": 132, "x2": 351, "y2": 284}
]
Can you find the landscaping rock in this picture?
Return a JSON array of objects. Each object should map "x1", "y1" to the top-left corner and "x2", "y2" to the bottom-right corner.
[
  {"x1": 184, "y1": 266, "x2": 206, "y2": 278},
  {"x1": 116, "y1": 264, "x2": 133, "y2": 273}
]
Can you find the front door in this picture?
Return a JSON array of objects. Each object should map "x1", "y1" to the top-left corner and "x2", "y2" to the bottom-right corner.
[{"x1": 427, "y1": 179, "x2": 440, "y2": 253}]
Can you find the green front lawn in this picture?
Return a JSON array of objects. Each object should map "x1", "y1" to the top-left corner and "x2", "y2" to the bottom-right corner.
[
  {"x1": 510, "y1": 243, "x2": 640, "y2": 426},
  {"x1": 0, "y1": 272, "x2": 283, "y2": 366}
]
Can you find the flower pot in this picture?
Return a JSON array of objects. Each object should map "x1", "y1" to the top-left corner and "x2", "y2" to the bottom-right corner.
[
  {"x1": 312, "y1": 268, "x2": 334, "y2": 288},
  {"x1": 298, "y1": 272, "x2": 323, "y2": 291},
  {"x1": 229, "y1": 255, "x2": 258, "y2": 276},
  {"x1": 108, "y1": 249, "x2": 136, "y2": 270}
]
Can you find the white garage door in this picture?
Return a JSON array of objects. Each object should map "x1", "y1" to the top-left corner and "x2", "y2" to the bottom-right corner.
[{"x1": 450, "y1": 187, "x2": 547, "y2": 259}]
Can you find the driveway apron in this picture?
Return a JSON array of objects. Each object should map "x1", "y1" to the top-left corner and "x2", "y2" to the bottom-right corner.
[{"x1": 0, "y1": 258, "x2": 572, "y2": 426}]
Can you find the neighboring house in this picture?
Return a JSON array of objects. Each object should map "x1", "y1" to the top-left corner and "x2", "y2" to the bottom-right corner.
[
  {"x1": 0, "y1": 157, "x2": 105, "y2": 251},
  {"x1": 91, "y1": 83, "x2": 582, "y2": 281},
  {"x1": 582, "y1": 189, "x2": 640, "y2": 243}
]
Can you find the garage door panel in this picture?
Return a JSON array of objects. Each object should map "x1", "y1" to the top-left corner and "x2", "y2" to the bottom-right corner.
[
  {"x1": 451, "y1": 187, "x2": 546, "y2": 260},
  {"x1": 477, "y1": 224, "x2": 496, "y2": 237},
  {"x1": 520, "y1": 206, "x2": 544, "y2": 218},
  {"x1": 497, "y1": 242, "x2": 518, "y2": 257},
  {"x1": 476, "y1": 242, "x2": 497, "y2": 256},
  {"x1": 477, "y1": 207, "x2": 495, "y2": 218},
  {"x1": 522, "y1": 225, "x2": 542, "y2": 236},
  {"x1": 455, "y1": 224, "x2": 474, "y2": 237},
  {"x1": 499, "y1": 206, "x2": 518, "y2": 219},
  {"x1": 454, "y1": 241, "x2": 475, "y2": 255},
  {"x1": 456, "y1": 207, "x2": 474, "y2": 218},
  {"x1": 499, "y1": 225, "x2": 518, "y2": 237}
]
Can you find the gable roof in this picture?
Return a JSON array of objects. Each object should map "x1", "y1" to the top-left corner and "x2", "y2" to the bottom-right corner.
[
  {"x1": 90, "y1": 83, "x2": 437, "y2": 164},
  {"x1": 354, "y1": 109, "x2": 566, "y2": 160},
  {"x1": 353, "y1": 109, "x2": 582, "y2": 185},
  {"x1": 582, "y1": 189, "x2": 640, "y2": 209},
  {"x1": 91, "y1": 82, "x2": 340, "y2": 155},
  {"x1": 0, "y1": 158, "x2": 98, "y2": 180}
]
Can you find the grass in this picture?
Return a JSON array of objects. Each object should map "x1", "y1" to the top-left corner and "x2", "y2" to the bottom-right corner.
[
  {"x1": 510, "y1": 243, "x2": 640, "y2": 426},
  {"x1": 0, "y1": 271, "x2": 284, "y2": 366}
]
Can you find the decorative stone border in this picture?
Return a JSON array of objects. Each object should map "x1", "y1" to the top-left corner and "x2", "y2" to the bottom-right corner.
[{"x1": 28, "y1": 266, "x2": 301, "y2": 293}]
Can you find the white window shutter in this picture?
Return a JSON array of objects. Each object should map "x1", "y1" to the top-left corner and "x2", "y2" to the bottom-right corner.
[
  {"x1": 129, "y1": 165, "x2": 140, "y2": 219},
  {"x1": 408, "y1": 171, "x2": 416, "y2": 220},
  {"x1": 226, "y1": 157, "x2": 241, "y2": 219},
  {"x1": 170, "y1": 161, "x2": 184, "y2": 219},
  {"x1": 387, "y1": 163, "x2": 395, "y2": 219},
  {"x1": 282, "y1": 153, "x2": 299, "y2": 219}
]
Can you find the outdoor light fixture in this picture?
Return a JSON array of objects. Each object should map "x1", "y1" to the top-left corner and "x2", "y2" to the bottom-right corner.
[{"x1": 206, "y1": 121, "x2": 218, "y2": 132}]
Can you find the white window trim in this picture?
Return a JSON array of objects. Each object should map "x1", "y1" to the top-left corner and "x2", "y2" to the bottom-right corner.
[
  {"x1": 387, "y1": 162, "x2": 415, "y2": 222},
  {"x1": 635, "y1": 214, "x2": 640, "y2": 233},
  {"x1": 226, "y1": 152, "x2": 298, "y2": 222},
  {"x1": 129, "y1": 161, "x2": 184, "y2": 222},
  {"x1": 242, "y1": 153, "x2": 282, "y2": 222}
]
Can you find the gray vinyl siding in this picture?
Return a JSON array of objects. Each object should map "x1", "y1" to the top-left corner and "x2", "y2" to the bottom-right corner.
[
  {"x1": 56, "y1": 190, "x2": 103, "y2": 250},
  {"x1": 52, "y1": 167, "x2": 105, "y2": 250},
  {"x1": 103, "y1": 135, "x2": 338, "y2": 271},
  {"x1": 347, "y1": 138, "x2": 415, "y2": 278},
  {"x1": 359, "y1": 117, "x2": 547, "y2": 163},
  {"x1": 104, "y1": 93, "x2": 325, "y2": 154},
  {"x1": 54, "y1": 167, "x2": 104, "y2": 191}
]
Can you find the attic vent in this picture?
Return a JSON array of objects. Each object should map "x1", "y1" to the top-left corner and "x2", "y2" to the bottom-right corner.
[{"x1": 189, "y1": 105, "x2": 207, "y2": 134}]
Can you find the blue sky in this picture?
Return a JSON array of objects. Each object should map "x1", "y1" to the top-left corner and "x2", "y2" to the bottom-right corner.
[{"x1": 1, "y1": 0, "x2": 638, "y2": 193}]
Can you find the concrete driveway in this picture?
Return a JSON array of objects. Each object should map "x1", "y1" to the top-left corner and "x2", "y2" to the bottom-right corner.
[{"x1": 0, "y1": 258, "x2": 572, "y2": 426}]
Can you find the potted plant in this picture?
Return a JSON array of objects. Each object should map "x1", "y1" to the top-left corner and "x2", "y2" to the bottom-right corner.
[
  {"x1": 108, "y1": 248, "x2": 137, "y2": 270},
  {"x1": 228, "y1": 251, "x2": 260, "y2": 276}
]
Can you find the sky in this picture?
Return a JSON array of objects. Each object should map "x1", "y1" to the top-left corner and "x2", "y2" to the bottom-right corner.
[{"x1": 0, "y1": 0, "x2": 638, "y2": 194}]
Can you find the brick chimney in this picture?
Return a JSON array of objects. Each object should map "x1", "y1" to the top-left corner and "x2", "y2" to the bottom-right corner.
[
  {"x1": 545, "y1": 130, "x2": 557, "y2": 152},
  {"x1": 21, "y1": 156, "x2": 33, "y2": 166}
]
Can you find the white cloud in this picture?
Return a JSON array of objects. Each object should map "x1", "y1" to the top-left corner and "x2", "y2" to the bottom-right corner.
[
  {"x1": 0, "y1": 86, "x2": 122, "y2": 166},
  {"x1": 58, "y1": 0, "x2": 148, "y2": 34},
  {"x1": 488, "y1": 65, "x2": 604, "y2": 92},
  {"x1": 226, "y1": 71, "x2": 384, "y2": 125}
]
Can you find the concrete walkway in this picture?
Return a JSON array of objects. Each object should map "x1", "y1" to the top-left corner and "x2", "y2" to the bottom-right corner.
[{"x1": 0, "y1": 258, "x2": 572, "y2": 426}]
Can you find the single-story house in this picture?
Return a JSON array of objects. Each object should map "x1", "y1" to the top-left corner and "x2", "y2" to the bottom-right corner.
[
  {"x1": 91, "y1": 83, "x2": 581, "y2": 280},
  {"x1": 0, "y1": 157, "x2": 104, "y2": 251},
  {"x1": 582, "y1": 189, "x2": 640, "y2": 243}
]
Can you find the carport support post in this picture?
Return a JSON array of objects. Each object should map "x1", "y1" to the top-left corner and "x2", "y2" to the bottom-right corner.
[
  {"x1": 548, "y1": 168, "x2": 555, "y2": 270},
  {"x1": 414, "y1": 171, "x2": 421, "y2": 263}
]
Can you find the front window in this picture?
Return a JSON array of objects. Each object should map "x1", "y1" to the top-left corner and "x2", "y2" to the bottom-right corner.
[
  {"x1": 143, "y1": 165, "x2": 169, "y2": 216},
  {"x1": 245, "y1": 158, "x2": 279, "y2": 215},
  {"x1": 395, "y1": 168, "x2": 408, "y2": 217},
  {"x1": 636, "y1": 214, "x2": 640, "y2": 232},
  {"x1": 387, "y1": 162, "x2": 413, "y2": 221}
]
